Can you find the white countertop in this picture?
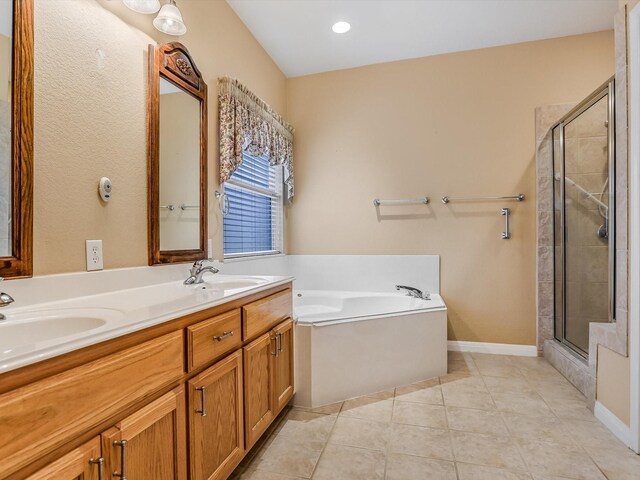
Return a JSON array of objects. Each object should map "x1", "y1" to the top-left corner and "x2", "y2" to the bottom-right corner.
[{"x1": 0, "y1": 274, "x2": 293, "y2": 374}]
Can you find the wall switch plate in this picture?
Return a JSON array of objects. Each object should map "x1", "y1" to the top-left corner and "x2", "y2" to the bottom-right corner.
[{"x1": 86, "y1": 240, "x2": 103, "y2": 271}]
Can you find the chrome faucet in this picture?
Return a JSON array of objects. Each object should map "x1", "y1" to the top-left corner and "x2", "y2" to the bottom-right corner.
[
  {"x1": 0, "y1": 278, "x2": 14, "y2": 320},
  {"x1": 396, "y1": 285, "x2": 430, "y2": 300},
  {"x1": 184, "y1": 260, "x2": 219, "y2": 285}
]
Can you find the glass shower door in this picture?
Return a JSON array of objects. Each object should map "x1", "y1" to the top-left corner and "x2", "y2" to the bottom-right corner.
[{"x1": 552, "y1": 80, "x2": 615, "y2": 358}]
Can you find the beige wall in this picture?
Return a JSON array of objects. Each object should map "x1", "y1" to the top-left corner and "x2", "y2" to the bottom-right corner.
[
  {"x1": 597, "y1": 345, "x2": 631, "y2": 425},
  {"x1": 286, "y1": 31, "x2": 614, "y2": 345},
  {"x1": 33, "y1": 0, "x2": 286, "y2": 274}
]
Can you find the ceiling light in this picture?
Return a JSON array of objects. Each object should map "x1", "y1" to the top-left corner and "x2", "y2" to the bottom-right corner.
[
  {"x1": 122, "y1": 0, "x2": 160, "y2": 14},
  {"x1": 153, "y1": 0, "x2": 187, "y2": 36},
  {"x1": 332, "y1": 21, "x2": 351, "y2": 34}
]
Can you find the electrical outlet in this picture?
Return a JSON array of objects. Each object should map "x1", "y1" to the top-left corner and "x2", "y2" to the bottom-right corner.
[{"x1": 85, "y1": 240, "x2": 103, "y2": 271}]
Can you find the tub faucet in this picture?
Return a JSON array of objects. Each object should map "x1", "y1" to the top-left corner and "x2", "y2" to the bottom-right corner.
[
  {"x1": 0, "y1": 278, "x2": 14, "y2": 320},
  {"x1": 396, "y1": 285, "x2": 430, "y2": 300},
  {"x1": 184, "y1": 260, "x2": 219, "y2": 285}
]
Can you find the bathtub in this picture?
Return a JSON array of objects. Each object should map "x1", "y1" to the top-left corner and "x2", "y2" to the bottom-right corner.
[{"x1": 293, "y1": 290, "x2": 447, "y2": 408}]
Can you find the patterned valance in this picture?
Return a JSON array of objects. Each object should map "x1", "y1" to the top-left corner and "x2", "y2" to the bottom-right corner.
[{"x1": 218, "y1": 77, "x2": 294, "y2": 197}]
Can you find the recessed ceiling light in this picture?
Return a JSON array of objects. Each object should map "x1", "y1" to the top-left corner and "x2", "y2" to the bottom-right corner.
[{"x1": 332, "y1": 21, "x2": 351, "y2": 34}]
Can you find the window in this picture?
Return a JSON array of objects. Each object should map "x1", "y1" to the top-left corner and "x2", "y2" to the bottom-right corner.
[{"x1": 223, "y1": 152, "x2": 283, "y2": 258}]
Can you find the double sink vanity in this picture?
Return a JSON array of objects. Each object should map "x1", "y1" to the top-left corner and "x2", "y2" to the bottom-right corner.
[{"x1": 0, "y1": 272, "x2": 295, "y2": 480}]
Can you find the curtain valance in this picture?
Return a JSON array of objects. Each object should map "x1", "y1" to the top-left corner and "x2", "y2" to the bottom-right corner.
[{"x1": 218, "y1": 77, "x2": 294, "y2": 197}]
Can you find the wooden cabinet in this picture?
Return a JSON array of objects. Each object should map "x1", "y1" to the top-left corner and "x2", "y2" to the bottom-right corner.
[
  {"x1": 25, "y1": 437, "x2": 103, "y2": 480},
  {"x1": 188, "y1": 350, "x2": 245, "y2": 480},
  {"x1": 102, "y1": 387, "x2": 187, "y2": 480},
  {"x1": 0, "y1": 331, "x2": 184, "y2": 479},
  {"x1": 242, "y1": 290, "x2": 292, "y2": 341},
  {"x1": 244, "y1": 318, "x2": 294, "y2": 448},
  {"x1": 243, "y1": 332, "x2": 276, "y2": 449},
  {"x1": 273, "y1": 319, "x2": 294, "y2": 412},
  {"x1": 0, "y1": 285, "x2": 293, "y2": 480}
]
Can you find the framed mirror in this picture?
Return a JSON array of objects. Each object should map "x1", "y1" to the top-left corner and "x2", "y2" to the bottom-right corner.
[
  {"x1": 0, "y1": 0, "x2": 33, "y2": 278},
  {"x1": 148, "y1": 42, "x2": 207, "y2": 265}
]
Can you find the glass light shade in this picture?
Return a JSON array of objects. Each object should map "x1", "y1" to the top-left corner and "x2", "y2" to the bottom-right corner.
[
  {"x1": 123, "y1": 0, "x2": 160, "y2": 14},
  {"x1": 153, "y1": 0, "x2": 187, "y2": 36}
]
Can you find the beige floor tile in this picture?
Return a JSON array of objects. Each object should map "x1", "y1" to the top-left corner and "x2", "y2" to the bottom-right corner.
[
  {"x1": 441, "y1": 384, "x2": 496, "y2": 410},
  {"x1": 232, "y1": 468, "x2": 306, "y2": 479},
  {"x1": 368, "y1": 388, "x2": 396, "y2": 400},
  {"x1": 293, "y1": 402, "x2": 344, "y2": 415},
  {"x1": 252, "y1": 435, "x2": 323, "y2": 478},
  {"x1": 311, "y1": 444, "x2": 385, "y2": 480},
  {"x1": 491, "y1": 392, "x2": 553, "y2": 417},
  {"x1": 518, "y1": 366, "x2": 567, "y2": 383},
  {"x1": 440, "y1": 375, "x2": 487, "y2": 391},
  {"x1": 385, "y1": 453, "x2": 457, "y2": 480},
  {"x1": 562, "y1": 418, "x2": 624, "y2": 449},
  {"x1": 275, "y1": 409, "x2": 337, "y2": 443},
  {"x1": 340, "y1": 397, "x2": 394, "y2": 422},
  {"x1": 502, "y1": 413, "x2": 575, "y2": 445},
  {"x1": 450, "y1": 430, "x2": 527, "y2": 471},
  {"x1": 328, "y1": 416, "x2": 390, "y2": 451},
  {"x1": 456, "y1": 462, "x2": 533, "y2": 480},
  {"x1": 389, "y1": 423, "x2": 454, "y2": 461},
  {"x1": 395, "y1": 380, "x2": 443, "y2": 405},
  {"x1": 584, "y1": 444, "x2": 640, "y2": 480},
  {"x1": 392, "y1": 401, "x2": 448, "y2": 428},
  {"x1": 546, "y1": 398, "x2": 598, "y2": 422},
  {"x1": 446, "y1": 406, "x2": 509, "y2": 435},
  {"x1": 475, "y1": 360, "x2": 524, "y2": 378},
  {"x1": 528, "y1": 380, "x2": 585, "y2": 403},
  {"x1": 483, "y1": 375, "x2": 536, "y2": 395},
  {"x1": 517, "y1": 439, "x2": 606, "y2": 480}
]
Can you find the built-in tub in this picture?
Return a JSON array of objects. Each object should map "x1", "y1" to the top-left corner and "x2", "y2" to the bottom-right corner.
[{"x1": 293, "y1": 290, "x2": 447, "y2": 408}]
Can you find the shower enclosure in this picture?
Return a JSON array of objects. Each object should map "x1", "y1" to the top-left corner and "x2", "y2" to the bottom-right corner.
[{"x1": 551, "y1": 78, "x2": 615, "y2": 359}]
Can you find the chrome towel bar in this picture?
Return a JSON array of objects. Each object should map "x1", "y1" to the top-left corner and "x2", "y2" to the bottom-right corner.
[
  {"x1": 441, "y1": 193, "x2": 525, "y2": 204},
  {"x1": 373, "y1": 197, "x2": 430, "y2": 206}
]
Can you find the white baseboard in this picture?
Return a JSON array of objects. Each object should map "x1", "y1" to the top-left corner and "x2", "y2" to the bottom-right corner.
[
  {"x1": 594, "y1": 401, "x2": 631, "y2": 447},
  {"x1": 448, "y1": 340, "x2": 538, "y2": 357}
]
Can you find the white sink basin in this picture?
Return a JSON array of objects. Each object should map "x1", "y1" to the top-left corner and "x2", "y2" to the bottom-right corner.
[
  {"x1": 195, "y1": 276, "x2": 269, "y2": 291},
  {"x1": 0, "y1": 308, "x2": 122, "y2": 351}
]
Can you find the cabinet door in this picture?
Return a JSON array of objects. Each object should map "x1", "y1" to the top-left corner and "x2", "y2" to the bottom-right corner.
[
  {"x1": 273, "y1": 318, "x2": 294, "y2": 413},
  {"x1": 102, "y1": 387, "x2": 187, "y2": 480},
  {"x1": 189, "y1": 350, "x2": 244, "y2": 480},
  {"x1": 25, "y1": 437, "x2": 102, "y2": 480},
  {"x1": 243, "y1": 332, "x2": 276, "y2": 448}
]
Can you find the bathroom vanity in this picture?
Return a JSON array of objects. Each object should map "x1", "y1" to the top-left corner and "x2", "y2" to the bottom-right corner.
[{"x1": 0, "y1": 279, "x2": 293, "y2": 480}]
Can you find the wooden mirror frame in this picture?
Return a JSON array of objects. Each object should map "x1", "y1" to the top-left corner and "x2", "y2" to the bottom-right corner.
[
  {"x1": 1, "y1": 0, "x2": 34, "y2": 279},
  {"x1": 148, "y1": 42, "x2": 208, "y2": 265}
]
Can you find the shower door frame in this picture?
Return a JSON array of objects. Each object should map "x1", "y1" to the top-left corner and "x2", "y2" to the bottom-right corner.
[{"x1": 552, "y1": 77, "x2": 616, "y2": 359}]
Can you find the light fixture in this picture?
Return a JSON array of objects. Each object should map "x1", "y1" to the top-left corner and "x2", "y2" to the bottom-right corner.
[
  {"x1": 153, "y1": 0, "x2": 187, "y2": 36},
  {"x1": 122, "y1": 0, "x2": 160, "y2": 14},
  {"x1": 332, "y1": 21, "x2": 351, "y2": 34}
]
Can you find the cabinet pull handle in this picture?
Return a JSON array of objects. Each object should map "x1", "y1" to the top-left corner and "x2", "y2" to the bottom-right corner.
[
  {"x1": 270, "y1": 335, "x2": 278, "y2": 356},
  {"x1": 113, "y1": 440, "x2": 128, "y2": 480},
  {"x1": 278, "y1": 333, "x2": 284, "y2": 353},
  {"x1": 195, "y1": 386, "x2": 207, "y2": 416},
  {"x1": 89, "y1": 457, "x2": 104, "y2": 480},
  {"x1": 213, "y1": 331, "x2": 234, "y2": 341}
]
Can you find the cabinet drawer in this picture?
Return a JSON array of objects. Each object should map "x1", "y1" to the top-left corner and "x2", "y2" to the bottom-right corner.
[
  {"x1": 242, "y1": 289, "x2": 292, "y2": 341},
  {"x1": 187, "y1": 309, "x2": 242, "y2": 371},
  {"x1": 0, "y1": 331, "x2": 184, "y2": 479}
]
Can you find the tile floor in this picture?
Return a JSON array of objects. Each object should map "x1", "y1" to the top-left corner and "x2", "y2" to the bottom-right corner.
[{"x1": 230, "y1": 352, "x2": 640, "y2": 480}]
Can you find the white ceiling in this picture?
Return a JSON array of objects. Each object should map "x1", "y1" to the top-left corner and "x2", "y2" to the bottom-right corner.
[{"x1": 226, "y1": 0, "x2": 619, "y2": 78}]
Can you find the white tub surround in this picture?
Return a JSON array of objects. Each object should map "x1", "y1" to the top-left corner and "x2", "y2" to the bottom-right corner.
[
  {"x1": 0, "y1": 266, "x2": 291, "y2": 373},
  {"x1": 294, "y1": 290, "x2": 447, "y2": 408}
]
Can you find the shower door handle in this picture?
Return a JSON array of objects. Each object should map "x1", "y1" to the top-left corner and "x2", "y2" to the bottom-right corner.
[{"x1": 501, "y1": 208, "x2": 511, "y2": 240}]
